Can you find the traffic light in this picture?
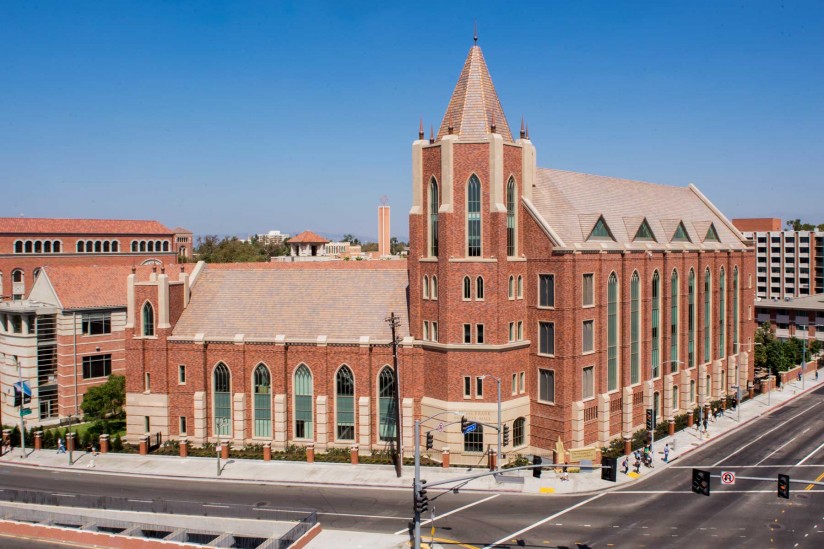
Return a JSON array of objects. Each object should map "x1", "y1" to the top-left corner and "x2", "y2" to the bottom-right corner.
[
  {"x1": 460, "y1": 416, "x2": 469, "y2": 434},
  {"x1": 601, "y1": 457, "x2": 617, "y2": 482},
  {"x1": 532, "y1": 455, "x2": 543, "y2": 478},
  {"x1": 692, "y1": 469, "x2": 711, "y2": 496},
  {"x1": 646, "y1": 408, "x2": 654, "y2": 431},
  {"x1": 414, "y1": 480, "x2": 429, "y2": 514},
  {"x1": 778, "y1": 474, "x2": 790, "y2": 499},
  {"x1": 502, "y1": 424, "x2": 510, "y2": 447},
  {"x1": 425, "y1": 431, "x2": 434, "y2": 450}
]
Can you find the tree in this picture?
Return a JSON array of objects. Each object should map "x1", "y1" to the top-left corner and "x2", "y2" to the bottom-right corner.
[
  {"x1": 342, "y1": 234, "x2": 361, "y2": 246},
  {"x1": 194, "y1": 235, "x2": 269, "y2": 263},
  {"x1": 81, "y1": 375, "x2": 126, "y2": 420},
  {"x1": 785, "y1": 219, "x2": 819, "y2": 231}
]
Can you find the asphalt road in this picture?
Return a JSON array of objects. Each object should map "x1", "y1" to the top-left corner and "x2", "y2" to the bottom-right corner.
[{"x1": 1, "y1": 386, "x2": 822, "y2": 548}]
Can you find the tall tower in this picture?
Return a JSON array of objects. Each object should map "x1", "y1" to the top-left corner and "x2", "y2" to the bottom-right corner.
[
  {"x1": 408, "y1": 43, "x2": 537, "y2": 406},
  {"x1": 378, "y1": 197, "x2": 391, "y2": 257}
]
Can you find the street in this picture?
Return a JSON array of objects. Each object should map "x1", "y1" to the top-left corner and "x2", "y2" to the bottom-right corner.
[{"x1": 1, "y1": 386, "x2": 822, "y2": 548}]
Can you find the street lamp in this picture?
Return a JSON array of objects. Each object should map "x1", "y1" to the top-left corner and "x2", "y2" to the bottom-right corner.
[
  {"x1": 413, "y1": 410, "x2": 463, "y2": 549},
  {"x1": 480, "y1": 374, "x2": 502, "y2": 473},
  {"x1": 215, "y1": 417, "x2": 229, "y2": 476}
]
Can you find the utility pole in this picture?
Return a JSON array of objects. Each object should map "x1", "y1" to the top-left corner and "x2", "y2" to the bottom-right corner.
[
  {"x1": 386, "y1": 312, "x2": 403, "y2": 478},
  {"x1": 15, "y1": 356, "x2": 26, "y2": 459}
]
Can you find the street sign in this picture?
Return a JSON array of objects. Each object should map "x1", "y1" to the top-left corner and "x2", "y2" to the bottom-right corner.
[
  {"x1": 463, "y1": 423, "x2": 477, "y2": 434},
  {"x1": 20, "y1": 408, "x2": 32, "y2": 416},
  {"x1": 721, "y1": 471, "x2": 736, "y2": 485},
  {"x1": 437, "y1": 422, "x2": 444, "y2": 432}
]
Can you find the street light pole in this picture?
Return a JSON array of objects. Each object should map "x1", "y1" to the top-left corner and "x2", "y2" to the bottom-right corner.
[
  {"x1": 481, "y1": 374, "x2": 502, "y2": 473},
  {"x1": 15, "y1": 356, "x2": 26, "y2": 459}
]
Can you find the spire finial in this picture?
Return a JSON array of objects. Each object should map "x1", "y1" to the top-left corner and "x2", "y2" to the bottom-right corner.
[
  {"x1": 429, "y1": 124, "x2": 434, "y2": 144},
  {"x1": 520, "y1": 116, "x2": 526, "y2": 139},
  {"x1": 418, "y1": 118, "x2": 424, "y2": 140},
  {"x1": 526, "y1": 122, "x2": 530, "y2": 140},
  {"x1": 473, "y1": 20, "x2": 478, "y2": 45},
  {"x1": 490, "y1": 111, "x2": 496, "y2": 133},
  {"x1": 448, "y1": 116, "x2": 453, "y2": 135}
]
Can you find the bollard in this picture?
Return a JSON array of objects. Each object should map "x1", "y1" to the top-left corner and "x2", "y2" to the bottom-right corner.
[
  {"x1": 99, "y1": 434, "x2": 110, "y2": 454},
  {"x1": 263, "y1": 442, "x2": 272, "y2": 461},
  {"x1": 686, "y1": 411, "x2": 694, "y2": 428},
  {"x1": 306, "y1": 443, "x2": 315, "y2": 464},
  {"x1": 139, "y1": 435, "x2": 148, "y2": 455},
  {"x1": 350, "y1": 445, "x2": 359, "y2": 465},
  {"x1": 441, "y1": 447, "x2": 450, "y2": 468},
  {"x1": 487, "y1": 449, "x2": 496, "y2": 471},
  {"x1": 667, "y1": 419, "x2": 675, "y2": 436},
  {"x1": 34, "y1": 431, "x2": 43, "y2": 451},
  {"x1": 179, "y1": 438, "x2": 188, "y2": 458},
  {"x1": 66, "y1": 432, "x2": 76, "y2": 453},
  {"x1": 221, "y1": 442, "x2": 229, "y2": 459},
  {"x1": 623, "y1": 437, "x2": 632, "y2": 457}
]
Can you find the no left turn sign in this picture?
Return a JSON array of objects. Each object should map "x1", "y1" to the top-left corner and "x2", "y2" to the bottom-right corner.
[{"x1": 721, "y1": 471, "x2": 736, "y2": 485}]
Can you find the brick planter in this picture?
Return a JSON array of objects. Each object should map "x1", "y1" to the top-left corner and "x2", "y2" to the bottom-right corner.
[
  {"x1": 441, "y1": 447, "x2": 450, "y2": 468},
  {"x1": 686, "y1": 411, "x2": 694, "y2": 428},
  {"x1": 179, "y1": 438, "x2": 188, "y2": 458},
  {"x1": 138, "y1": 435, "x2": 148, "y2": 455},
  {"x1": 34, "y1": 431, "x2": 43, "y2": 450},
  {"x1": 263, "y1": 442, "x2": 271, "y2": 461},
  {"x1": 66, "y1": 432, "x2": 76, "y2": 453},
  {"x1": 667, "y1": 419, "x2": 675, "y2": 436},
  {"x1": 350, "y1": 445, "x2": 359, "y2": 465},
  {"x1": 220, "y1": 443, "x2": 229, "y2": 459},
  {"x1": 306, "y1": 444, "x2": 315, "y2": 464},
  {"x1": 99, "y1": 434, "x2": 109, "y2": 453}
]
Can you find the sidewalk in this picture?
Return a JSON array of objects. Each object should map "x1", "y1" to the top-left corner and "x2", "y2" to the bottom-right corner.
[{"x1": 1, "y1": 370, "x2": 821, "y2": 548}]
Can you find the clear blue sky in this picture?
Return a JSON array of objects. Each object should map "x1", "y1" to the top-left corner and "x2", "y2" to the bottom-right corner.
[{"x1": 2, "y1": 1, "x2": 822, "y2": 241}]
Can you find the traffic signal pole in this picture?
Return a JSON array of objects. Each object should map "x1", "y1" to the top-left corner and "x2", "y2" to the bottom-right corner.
[
  {"x1": 16, "y1": 356, "x2": 26, "y2": 459},
  {"x1": 413, "y1": 419, "x2": 421, "y2": 549}
]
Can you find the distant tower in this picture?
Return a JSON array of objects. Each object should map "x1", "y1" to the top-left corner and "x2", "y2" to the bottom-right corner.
[{"x1": 378, "y1": 196, "x2": 391, "y2": 257}]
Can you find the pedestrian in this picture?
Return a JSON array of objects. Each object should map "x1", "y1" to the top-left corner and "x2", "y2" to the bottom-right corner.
[
  {"x1": 57, "y1": 438, "x2": 66, "y2": 454},
  {"x1": 86, "y1": 445, "x2": 98, "y2": 468},
  {"x1": 663, "y1": 443, "x2": 670, "y2": 463},
  {"x1": 702, "y1": 417, "x2": 708, "y2": 432},
  {"x1": 816, "y1": 369, "x2": 819, "y2": 381},
  {"x1": 633, "y1": 457, "x2": 641, "y2": 474},
  {"x1": 622, "y1": 456, "x2": 629, "y2": 474}
]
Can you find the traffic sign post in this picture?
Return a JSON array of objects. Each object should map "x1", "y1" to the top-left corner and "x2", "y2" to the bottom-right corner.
[{"x1": 721, "y1": 471, "x2": 736, "y2": 485}]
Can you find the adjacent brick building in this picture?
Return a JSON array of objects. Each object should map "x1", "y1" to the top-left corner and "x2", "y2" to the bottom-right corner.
[
  {"x1": 123, "y1": 44, "x2": 755, "y2": 464},
  {"x1": 0, "y1": 217, "x2": 189, "y2": 301}
]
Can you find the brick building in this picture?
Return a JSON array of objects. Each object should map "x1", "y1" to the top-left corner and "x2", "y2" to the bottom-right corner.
[
  {"x1": 0, "y1": 218, "x2": 187, "y2": 300},
  {"x1": 123, "y1": 44, "x2": 755, "y2": 464}
]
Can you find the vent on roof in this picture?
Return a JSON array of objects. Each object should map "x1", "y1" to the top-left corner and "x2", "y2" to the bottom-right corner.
[
  {"x1": 672, "y1": 222, "x2": 691, "y2": 243},
  {"x1": 587, "y1": 216, "x2": 615, "y2": 242},
  {"x1": 704, "y1": 223, "x2": 720, "y2": 242},
  {"x1": 634, "y1": 219, "x2": 656, "y2": 242}
]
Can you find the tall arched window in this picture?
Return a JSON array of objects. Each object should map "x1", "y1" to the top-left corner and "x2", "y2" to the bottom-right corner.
[
  {"x1": 95, "y1": 241, "x2": 102, "y2": 253},
  {"x1": 506, "y1": 177, "x2": 516, "y2": 257},
  {"x1": 111, "y1": 241, "x2": 117, "y2": 252},
  {"x1": 653, "y1": 392, "x2": 660, "y2": 426},
  {"x1": 131, "y1": 241, "x2": 138, "y2": 252},
  {"x1": 476, "y1": 276, "x2": 484, "y2": 300},
  {"x1": 77, "y1": 241, "x2": 84, "y2": 253},
  {"x1": 463, "y1": 276, "x2": 471, "y2": 300},
  {"x1": 378, "y1": 367, "x2": 396, "y2": 441},
  {"x1": 630, "y1": 271, "x2": 640, "y2": 385},
  {"x1": 651, "y1": 271, "x2": 660, "y2": 378},
  {"x1": 733, "y1": 266, "x2": 739, "y2": 354},
  {"x1": 53, "y1": 241, "x2": 61, "y2": 253},
  {"x1": 508, "y1": 276, "x2": 514, "y2": 299},
  {"x1": 25, "y1": 241, "x2": 33, "y2": 253},
  {"x1": 670, "y1": 270, "x2": 679, "y2": 372},
  {"x1": 336, "y1": 366, "x2": 355, "y2": 440},
  {"x1": 431, "y1": 276, "x2": 438, "y2": 300},
  {"x1": 12, "y1": 269, "x2": 23, "y2": 283},
  {"x1": 103, "y1": 241, "x2": 110, "y2": 253},
  {"x1": 163, "y1": 241, "x2": 170, "y2": 252},
  {"x1": 517, "y1": 275, "x2": 523, "y2": 298},
  {"x1": 607, "y1": 272, "x2": 618, "y2": 391},
  {"x1": 688, "y1": 269, "x2": 695, "y2": 369},
  {"x1": 423, "y1": 276, "x2": 429, "y2": 299},
  {"x1": 140, "y1": 241, "x2": 146, "y2": 252},
  {"x1": 294, "y1": 365, "x2": 313, "y2": 439},
  {"x1": 253, "y1": 364, "x2": 271, "y2": 437},
  {"x1": 464, "y1": 422, "x2": 484, "y2": 453},
  {"x1": 14, "y1": 241, "x2": 22, "y2": 253},
  {"x1": 719, "y1": 267, "x2": 726, "y2": 358},
  {"x1": 86, "y1": 241, "x2": 93, "y2": 252},
  {"x1": 142, "y1": 302, "x2": 155, "y2": 337},
  {"x1": 513, "y1": 417, "x2": 525, "y2": 447},
  {"x1": 214, "y1": 363, "x2": 231, "y2": 436},
  {"x1": 429, "y1": 178, "x2": 439, "y2": 257},
  {"x1": 467, "y1": 175, "x2": 481, "y2": 256},
  {"x1": 704, "y1": 268, "x2": 712, "y2": 363},
  {"x1": 147, "y1": 241, "x2": 154, "y2": 252}
]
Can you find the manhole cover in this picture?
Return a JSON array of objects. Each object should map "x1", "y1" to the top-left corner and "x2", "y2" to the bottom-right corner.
[{"x1": 768, "y1": 523, "x2": 784, "y2": 531}]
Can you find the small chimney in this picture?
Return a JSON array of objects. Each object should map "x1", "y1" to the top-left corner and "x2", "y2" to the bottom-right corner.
[
  {"x1": 429, "y1": 125, "x2": 435, "y2": 144},
  {"x1": 520, "y1": 116, "x2": 526, "y2": 139},
  {"x1": 418, "y1": 118, "x2": 424, "y2": 140}
]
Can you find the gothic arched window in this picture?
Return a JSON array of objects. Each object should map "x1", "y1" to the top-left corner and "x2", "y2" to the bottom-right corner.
[{"x1": 467, "y1": 175, "x2": 481, "y2": 257}]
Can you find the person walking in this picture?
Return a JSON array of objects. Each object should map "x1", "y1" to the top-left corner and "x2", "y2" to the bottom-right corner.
[
  {"x1": 622, "y1": 456, "x2": 629, "y2": 474},
  {"x1": 663, "y1": 443, "x2": 670, "y2": 463},
  {"x1": 633, "y1": 456, "x2": 641, "y2": 474},
  {"x1": 702, "y1": 417, "x2": 708, "y2": 433},
  {"x1": 86, "y1": 445, "x2": 98, "y2": 468},
  {"x1": 57, "y1": 438, "x2": 66, "y2": 454}
]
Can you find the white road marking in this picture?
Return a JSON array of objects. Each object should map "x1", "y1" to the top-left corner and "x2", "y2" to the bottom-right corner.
[
  {"x1": 203, "y1": 504, "x2": 231, "y2": 508},
  {"x1": 482, "y1": 494, "x2": 604, "y2": 549},
  {"x1": 756, "y1": 437, "x2": 798, "y2": 465},
  {"x1": 797, "y1": 441, "x2": 824, "y2": 466},
  {"x1": 128, "y1": 499, "x2": 152, "y2": 503},
  {"x1": 392, "y1": 493, "x2": 500, "y2": 534},
  {"x1": 51, "y1": 493, "x2": 76, "y2": 498},
  {"x1": 713, "y1": 402, "x2": 823, "y2": 467},
  {"x1": 323, "y1": 511, "x2": 407, "y2": 521}
]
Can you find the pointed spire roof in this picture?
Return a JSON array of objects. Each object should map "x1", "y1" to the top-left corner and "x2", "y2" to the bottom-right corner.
[{"x1": 437, "y1": 46, "x2": 514, "y2": 143}]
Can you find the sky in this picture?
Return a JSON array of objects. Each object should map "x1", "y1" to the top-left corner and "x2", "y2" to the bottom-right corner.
[{"x1": 1, "y1": 1, "x2": 823, "y2": 241}]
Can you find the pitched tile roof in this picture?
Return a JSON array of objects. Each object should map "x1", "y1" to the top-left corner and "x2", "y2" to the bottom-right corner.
[
  {"x1": 39, "y1": 263, "x2": 194, "y2": 310},
  {"x1": 173, "y1": 263, "x2": 409, "y2": 341},
  {"x1": 289, "y1": 230, "x2": 330, "y2": 244},
  {"x1": 436, "y1": 45, "x2": 513, "y2": 143},
  {"x1": 0, "y1": 218, "x2": 173, "y2": 235},
  {"x1": 528, "y1": 168, "x2": 748, "y2": 251}
]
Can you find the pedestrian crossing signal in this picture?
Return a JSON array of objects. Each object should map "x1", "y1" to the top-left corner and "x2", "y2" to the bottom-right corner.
[
  {"x1": 601, "y1": 457, "x2": 617, "y2": 482},
  {"x1": 777, "y1": 474, "x2": 790, "y2": 499},
  {"x1": 532, "y1": 455, "x2": 543, "y2": 478},
  {"x1": 692, "y1": 469, "x2": 711, "y2": 496},
  {"x1": 645, "y1": 408, "x2": 654, "y2": 431}
]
